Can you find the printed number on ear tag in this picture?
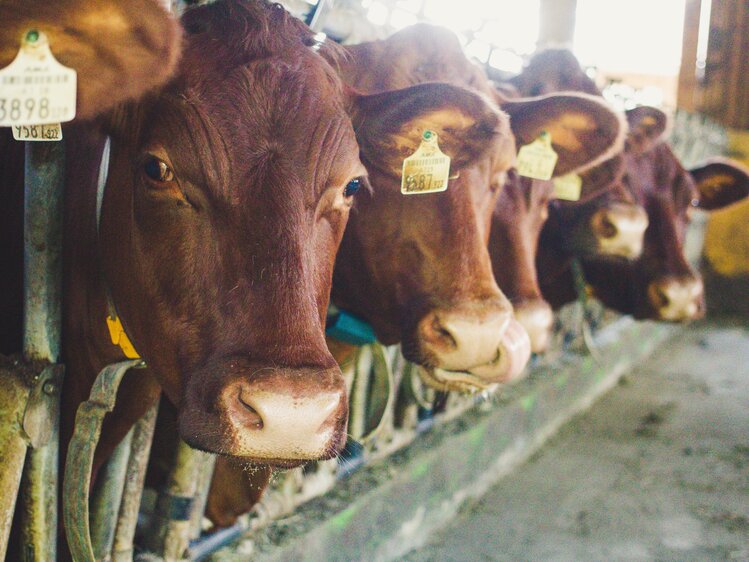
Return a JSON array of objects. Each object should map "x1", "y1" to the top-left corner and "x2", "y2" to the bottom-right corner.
[
  {"x1": 0, "y1": 30, "x2": 76, "y2": 129},
  {"x1": 401, "y1": 130, "x2": 451, "y2": 195},
  {"x1": 553, "y1": 173, "x2": 582, "y2": 201},
  {"x1": 517, "y1": 131, "x2": 558, "y2": 181},
  {"x1": 12, "y1": 123, "x2": 62, "y2": 141}
]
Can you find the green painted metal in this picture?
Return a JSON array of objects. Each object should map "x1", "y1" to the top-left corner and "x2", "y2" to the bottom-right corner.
[
  {"x1": 63, "y1": 359, "x2": 144, "y2": 562},
  {"x1": 112, "y1": 401, "x2": 159, "y2": 562},
  {"x1": 19, "y1": 137, "x2": 66, "y2": 561},
  {"x1": 19, "y1": 364, "x2": 65, "y2": 562},
  {"x1": 0, "y1": 363, "x2": 32, "y2": 561}
]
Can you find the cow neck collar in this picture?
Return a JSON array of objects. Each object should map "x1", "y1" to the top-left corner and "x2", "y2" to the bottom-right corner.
[{"x1": 96, "y1": 136, "x2": 142, "y2": 360}]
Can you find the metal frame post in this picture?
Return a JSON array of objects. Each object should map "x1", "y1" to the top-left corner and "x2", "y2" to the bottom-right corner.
[{"x1": 19, "y1": 140, "x2": 66, "y2": 561}]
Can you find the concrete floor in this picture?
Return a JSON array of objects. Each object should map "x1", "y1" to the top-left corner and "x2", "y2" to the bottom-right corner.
[{"x1": 403, "y1": 320, "x2": 749, "y2": 562}]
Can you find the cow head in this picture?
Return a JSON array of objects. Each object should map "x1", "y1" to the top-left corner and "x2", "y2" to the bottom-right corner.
[
  {"x1": 73, "y1": 1, "x2": 487, "y2": 466},
  {"x1": 333, "y1": 25, "x2": 625, "y2": 389},
  {"x1": 489, "y1": 95, "x2": 627, "y2": 353},
  {"x1": 583, "y1": 107, "x2": 749, "y2": 321},
  {"x1": 510, "y1": 48, "x2": 602, "y2": 98}
]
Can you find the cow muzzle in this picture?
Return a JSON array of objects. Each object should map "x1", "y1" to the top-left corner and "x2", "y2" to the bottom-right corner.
[
  {"x1": 180, "y1": 365, "x2": 348, "y2": 466},
  {"x1": 513, "y1": 299, "x2": 554, "y2": 354},
  {"x1": 647, "y1": 275, "x2": 705, "y2": 321},
  {"x1": 589, "y1": 203, "x2": 648, "y2": 259},
  {"x1": 415, "y1": 303, "x2": 531, "y2": 391}
]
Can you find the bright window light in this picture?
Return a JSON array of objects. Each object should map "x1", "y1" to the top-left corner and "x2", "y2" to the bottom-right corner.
[
  {"x1": 390, "y1": 8, "x2": 419, "y2": 30},
  {"x1": 574, "y1": 0, "x2": 686, "y2": 76},
  {"x1": 367, "y1": 1, "x2": 390, "y2": 26}
]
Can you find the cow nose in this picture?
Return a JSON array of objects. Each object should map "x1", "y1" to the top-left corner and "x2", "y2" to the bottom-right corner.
[
  {"x1": 590, "y1": 203, "x2": 648, "y2": 259},
  {"x1": 221, "y1": 367, "x2": 347, "y2": 463},
  {"x1": 513, "y1": 299, "x2": 554, "y2": 354},
  {"x1": 418, "y1": 302, "x2": 531, "y2": 385},
  {"x1": 647, "y1": 276, "x2": 705, "y2": 321}
]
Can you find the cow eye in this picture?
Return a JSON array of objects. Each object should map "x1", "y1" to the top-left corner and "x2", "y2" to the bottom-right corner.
[
  {"x1": 143, "y1": 156, "x2": 174, "y2": 183},
  {"x1": 344, "y1": 178, "x2": 362, "y2": 198}
]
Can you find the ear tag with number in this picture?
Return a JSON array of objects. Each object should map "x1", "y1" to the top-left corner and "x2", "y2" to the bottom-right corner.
[
  {"x1": 0, "y1": 30, "x2": 76, "y2": 128},
  {"x1": 12, "y1": 123, "x2": 62, "y2": 141},
  {"x1": 553, "y1": 173, "x2": 582, "y2": 201},
  {"x1": 401, "y1": 130, "x2": 451, "y2": 195},
  {"x1": 516, "y1": 131, "x2": 558, "y2": 181}
]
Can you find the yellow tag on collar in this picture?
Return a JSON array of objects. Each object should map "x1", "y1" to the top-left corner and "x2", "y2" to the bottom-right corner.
[
  {"x1": 553, "y1": 173, "x2": 582, "y2": 201},
  {"x1": 517, "y1": 131, "x2": 558, "y2": 181},
  {"x1": 106, "y1": 315, "x2": 140, "y2": 359},
  {"x1": 401, "y1": 130, "x2": 451, "y2": 195}
]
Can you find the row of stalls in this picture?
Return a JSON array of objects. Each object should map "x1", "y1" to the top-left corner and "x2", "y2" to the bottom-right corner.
[{"x1": 0, "y1": 0, "x2": 746, "y2": 560}]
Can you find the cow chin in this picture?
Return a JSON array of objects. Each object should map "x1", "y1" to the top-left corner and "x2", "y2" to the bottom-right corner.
[
  {"x1": 409, "y1": 318, "x2": 532, "y2": 393},
  {"x1": 178, "y1": 363, "x2": 348, "y2": 465}
]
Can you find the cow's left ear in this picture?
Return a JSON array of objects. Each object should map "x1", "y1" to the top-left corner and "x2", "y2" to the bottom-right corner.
[
  {"x1": 500, "y1": 93, "x2": 626, "y2": 176},
  {"x1": 625, "y1": 106, "x2": 668, "y2": 154},
  {"x1": 350, "y1": 82, "x2": 509, "y2": 179},
  {"x1": 690, "y1": 159, "x2": 749, "y2": 211}
]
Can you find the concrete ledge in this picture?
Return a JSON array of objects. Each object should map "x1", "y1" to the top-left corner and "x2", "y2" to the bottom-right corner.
[{"x1": 210, "y1": 319, "x2": 676, "y2": 562}]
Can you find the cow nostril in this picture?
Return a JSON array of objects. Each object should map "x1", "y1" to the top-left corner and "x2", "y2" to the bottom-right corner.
[
  {"x1": 648, "y1": 284, "x2": 670, "y2": 310},
  {"x1": 598, "y1": 216, "x2": 618, "y2": 239},
  {"x1": 431, "y1": 316, "x2": 457, "y2": 348},
  {"x1": 237, "y1": 393, "x2": 263, "y2": 429}
]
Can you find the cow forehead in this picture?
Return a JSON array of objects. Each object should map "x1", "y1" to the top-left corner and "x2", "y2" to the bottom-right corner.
[{"x1": 149, "y1": 53, "x2": 357, "y2": 205}]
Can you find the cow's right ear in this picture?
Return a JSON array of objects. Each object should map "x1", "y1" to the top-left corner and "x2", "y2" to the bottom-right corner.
[
  {"x1": 0, "y1": 0, "x2": 181, "y2": 121},
  {"x1": 350, "y1": 82, "x2": 509, "y2": 179},
  {"x1": 577, "y1": 154, "x2": 628, "y2": 201},
  {"x1": 625, "y1": 106, "x2": 668, "y2": 154},
  {"x1": 690, "y1": 159, "x2": 749, "y2": 211}
]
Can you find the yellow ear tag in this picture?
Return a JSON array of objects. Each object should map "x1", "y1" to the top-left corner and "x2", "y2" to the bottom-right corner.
[
  {"x1": 517, "y1": 131, "x2": 558, "y2": 181},
  {"x1": 553, "y1": 173, "x2": 582, "y2": 201},
  {"x1": 0, "y1": 30, "x2": 76, "y2": 128},
  {"x1": 401, "y1": 130, "x2": 451, "y2": 195},
  {"x1": 106, "y1": 315, "x2": 141, "y2": 359}
]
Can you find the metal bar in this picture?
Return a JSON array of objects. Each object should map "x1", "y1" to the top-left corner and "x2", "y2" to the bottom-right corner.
[
  {"x1": 147, "y1": 441, "x2": 212, "y2": 561},
  {"x1": 22, "y1": 141, "x2": 64, "y2": 362},
  {"x1": 91, "y1": 428, "x2": 134, "y2": 559},
  {"x1": 63, "y1": 359, "x2": 144, "y2": 562},
  {"x1": 112, "y1": 401, "x2": 159, "y2": 562},
  {"x1": 188, "y1": 454, "x2": 216, "y2": 541},
  {"x1": 0, "y1": 366, "x2": 32, "y2": 561},
  {"x1": 20, "y1": 137, "x2": 66, "y2": 562}
]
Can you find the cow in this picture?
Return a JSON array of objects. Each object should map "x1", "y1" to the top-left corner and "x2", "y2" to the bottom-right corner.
[
  {"x1": 202, "y1": 23, "x2": 628, "y2": 530},
  {"x1": 2, "y1": 1, "x2": 527, "y2": 488},
  {"x1": 333, "y1": 24, "x2": 626, "y2": 360},
  {"x1": 579, "y1": 106, "x2": 749, "y2": 320}
]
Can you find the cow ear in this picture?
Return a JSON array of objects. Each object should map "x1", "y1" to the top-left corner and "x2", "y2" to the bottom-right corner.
[
  {"x1": 576, "y1": 153, "x2": 628, "y2": 201},
  {"x1": 500, "y1": 93, "x2": 626, "y2": 177},
  {"x1": 625, "y1": 106, "x2": 667, "y2": 153},
  {"x1": 351, "y1": 82, "x2": 507, "y2": 179},
  {"x1": 0, "y1": 0, "x2": 181, "y2": 121},
  {"x1": 690, "y1": 159, "x2": 749, "y2": 211}
]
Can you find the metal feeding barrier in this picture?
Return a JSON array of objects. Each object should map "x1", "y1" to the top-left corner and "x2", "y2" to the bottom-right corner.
[{"x1": 0, "y1": 2, "x2": 731, "y2": 560}]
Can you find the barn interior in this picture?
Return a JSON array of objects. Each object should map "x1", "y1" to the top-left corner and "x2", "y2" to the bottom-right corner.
[{"x1": 0, "y1": 0, "x2": 747, "y2": 560}]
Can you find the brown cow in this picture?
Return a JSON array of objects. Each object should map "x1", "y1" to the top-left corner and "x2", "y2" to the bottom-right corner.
[
  {"x1": 579, "y1": 107, "x2": 749, "y2": 320},
  {"x1": 203, "y1": 23, "x2": 628, "y2": 530},
  {"x1": 332, "y1": 24, "x2": 625, "y2": 385},
  {"x1": 508, "y1": 49, "x2": 649, "y2": 264},
  {"x1": 3, "y1": 1, "x2": 520, "y2": 480}
]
